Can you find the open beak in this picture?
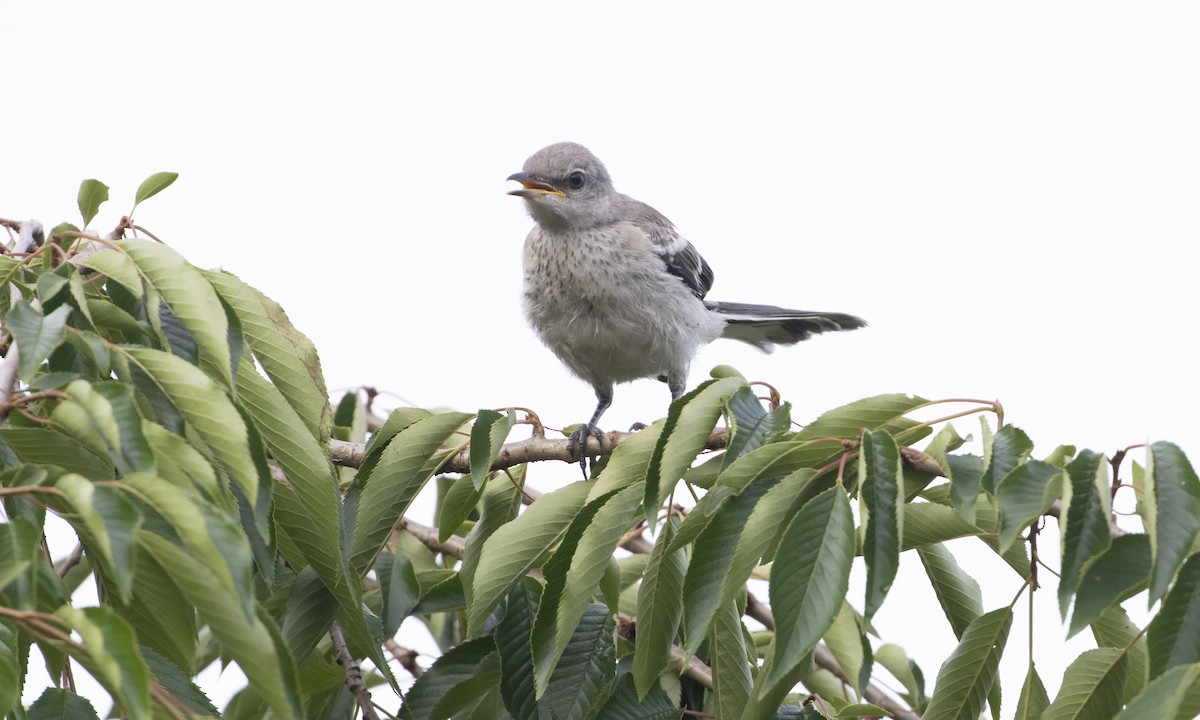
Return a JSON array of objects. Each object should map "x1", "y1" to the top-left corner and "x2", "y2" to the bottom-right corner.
[{"x1": 507, "y1": 172, "x2": 566, "y2": 198}]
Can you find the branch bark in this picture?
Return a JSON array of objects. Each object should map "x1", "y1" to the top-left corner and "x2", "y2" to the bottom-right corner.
[{"x1": 331, "y1": 621, "x2": 380, "y2": 720}]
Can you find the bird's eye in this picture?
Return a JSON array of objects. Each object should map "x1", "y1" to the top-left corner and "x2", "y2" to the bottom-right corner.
[{"x1": 567, "y1": 171, "x2": 586, "y2": 190}]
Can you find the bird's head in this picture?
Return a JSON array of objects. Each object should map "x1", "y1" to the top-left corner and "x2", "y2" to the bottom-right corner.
[{"x1": 508, "y1": 142, "x2": 617, "y2": 229}]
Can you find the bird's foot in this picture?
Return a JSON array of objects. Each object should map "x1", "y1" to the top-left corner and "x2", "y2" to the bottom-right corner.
[
  {"x1": 568, "y1": 422, "x2": 605, "y2": 478},
  {"x1": 628, "y1": 421, "x2": 648, "y2": 432}
]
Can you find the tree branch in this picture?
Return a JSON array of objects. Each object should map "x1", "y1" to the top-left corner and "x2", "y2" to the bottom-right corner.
[{"x1": 331, "y1": 621, "x2": 380, "y2": 720}]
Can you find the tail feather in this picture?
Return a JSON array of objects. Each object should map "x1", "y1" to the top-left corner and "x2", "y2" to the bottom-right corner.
[{"x1": 706, "y1": 301, "x2": 867, "y2": 351}]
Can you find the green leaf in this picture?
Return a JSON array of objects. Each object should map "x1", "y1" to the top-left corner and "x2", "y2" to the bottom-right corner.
[
  {"x1": 398, "y1": 636, "x2": 501, "y2": 720},
  {"x1": 350, "y1": 411, "x2": 471, "y2": 571},
  {"x1": 1041, "y1": 647, "x2": 1127, "y2": 720},
  {"x1": 205, "y1": 270, "x2": 332, "y2": 445},
  {"x1": 80, "y1": 248, "x2": 143, "y2": 297},
  {"x1": 471, "y1": 409, "x2": 516, "y2": 489},
  {"x1": 138, "y1": 532, "x2": 300, "y2": 717},
  {"x1": 681, "y1": 469, "x2": 785, "y2": 652},
  {"x1": 916, "y1": 543, "x2": 983, "y2": 639},
  {"x1": 875, "y1": 643, "x2": 925, "y2": 709},
  {"x1": 54, "y1": 474, "x2": 142, "y2": 602},
  {"x1": 1149, "y1": 552, "x2": 1200, "y2": 677},
  {"x1": 709, "y1": 599, "x2": 754, "y2": 720},
  {"x1": 134, "y1": 171, "x2": 179, "y2": 205},
  {"x1": 1058, "y1": 450, "x2": 1113, "y2": 618},
  {"x1": 1144, "y1": 441, "x2": 1200, "y2": 605},
  {"x1": 996, "y1": 460, "x2": 1063, "y2": 553},
  {"x1": 0, "y1": 427, "x2": 114, "y2": 479},
  {"x1": 633, "y1": 519, "x2": 688, "y2": 699},
  {"x1": 595, "y1": 672, "x2": 681, "y2": 720},
  {"x1": 762, "y1": 486, "x2": 855, "y2": 698},
  {"x1": 1067, "y1": 534, "x2": 1150, "y2": 638},
  {"x1": 439, "y1": 472, "x2": 485, "y2": 541},
  {"x1": 645, "y1": 377, "x2": 745, "y2": 521},
  {"x1": 947, "y1": 453, "x2": 985, "y2": 525},
  {"x1": 118, "y1": 545, "x2": 197, "y2": 670},
  {"x1": 77, "y1": 178, "x2": 109, "y2": 227},
  {"x1": 536, "y1": 483, "x2": 642, "y2": 693},
  {"x1": 466, "y1": 481, "x2": 591, "y2": 636},
  {"x1": 28, "y1": 688, "x2": 101, "y2": 720},
  {"x1": 496, "y1": 577, "x2": 543, "y2": 720},
  {"x1": 724, "y1": 385, "x2": 791, "y2": 466},
  {"x1": 1092, "y1": 606, "x2": 1149, "y2": 703},
  {"x1": 981, "y1": 423, "x2": 1033, "y2": 494},
  {"x1": 859, "y1": 429, "x2": 903, "y2": 621},
  {"x1": 121, "y1": 347, "x2": 260, "y2": 506},
  {"x1": 543, "y1": 604, "x2": 617, "y2": 720},
  {"x1": 141, "y1": 646, "x2": 220, "y2": 716},
  {"x1": 1116, "y1": 661, "x2": 1200, "y2": 720},
  {"x1": 1014, "y1": 664, "x2": 1050, "y2": 719},
  {"x1": 7, "y1": 300, "x2": 71, "y2": 381},
  {"x1": 921, "y1": 607, "x2": 1012, "y2": 720},
  {"x1": 378, "y1": 552, "x2": 421, "y2": 638},
  {"x1": 460, "y1": 465, "x2": 524, "y2": 595},
  {"x1": 823, "y1": 602, "x2": 869, "y2": 697},
  {"x1": 0, "y1": 621, "x2": 19, "y2": 716},
  {"x1": 55, "y1": 606, "x2": 152, "y2": 720}
]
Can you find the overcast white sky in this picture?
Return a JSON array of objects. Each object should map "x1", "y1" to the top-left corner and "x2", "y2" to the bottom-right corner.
[{"x1": 6, "y1": 1, "x2": 1199, "y2": 715}]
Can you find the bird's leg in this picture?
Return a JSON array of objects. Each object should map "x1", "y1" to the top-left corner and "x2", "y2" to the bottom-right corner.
[
  {"x1": 569, "y1": 384, "x2": 612, "y2": 477},
  {"x1": 667, "y1": 373, "x2": 687, "y2": 401}
]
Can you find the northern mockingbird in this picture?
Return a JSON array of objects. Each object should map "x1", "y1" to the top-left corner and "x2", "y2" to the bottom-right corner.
[{"x1": 509, "y1": 142, "x2": 865, "y2": 469}]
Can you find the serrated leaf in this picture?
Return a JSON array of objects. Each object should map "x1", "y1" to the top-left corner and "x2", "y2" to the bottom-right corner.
[
  {"x1": 28, "y1": 688, "x2": 101, "y2": 720},
  {"x1": 138, "y1": 532, "x2": 300, "y2": 717},
  {"x1": 1059, "y1": 450, "x2": 1113, "y2": 618},
  {"x1": 378, "y1": 552, "x2": 421, "y2": 638},
  {"x1": 1042, "y1": 647, "x2": 1127, "y2": 720},
  {"x1": 762, "y1": 486, "x2": 855, "y2": 698},
  {"x1": 205, "y1": 270, "x2": 332, "y2": 445},
  {"x1": 141, "y1": 646, "x2": 220, "y2": 716},
  {"x1": 120, "y1": 239, "x2": 233, "y2": 387},
  {"x1": 121, "y1": 347, "x2": 260, "y2": 506},
  {"x1": 1014, "y1": 664, "x2": 1050, "y2": 719},
  {"x1": 916, "y1": 543, "x2": 983, "y2": 639},
  {"x1": 471, "y1": 409, "x2": 516, "y2": 489},
  {"x1": 350, "y1": 411, "x2": 471, "y2": 572},
  {"x1": 823, "y1": 602, "x2": 869, "y2": 697},
  {"x1": 1067, "y1": 534, "x2": 1150, "y2": 638},
  {"x1": 859, "y1": 429, "x2": 902, "y2": 621},
  {"x1": 399, "y1": 636, "x2": 501, "y2": 720},
  {"x1": 724, "y1": 385, "x2": 791, "y2": 466},
  {"x1": 78, "y1": 179, "x2": 109, "y2": 227},
  {"x1": 595, "y1": 672, "x2": 680, "y2": 720},
  {"x1": 633, "y1": 519, "x2": 688, "y2": 699},
  {"x1": 460, "y1": 466, "x2": 525, "y2": 595},
  {"x1": 1149, "y1": 552, "x2": 1200, "y2": 677},
  {"x1": 55, "y1": 606, "x2": 152, "y2": 720},
  {"x1": 1092, "y1": 606, "x2": 1149, "y2": 703},
  {"x1": 0, "y1": 621, "x2": 20, "y2": 716},
  {"x1": 496, "y1": 577, "x2": 543, "y2": 720},
  {"x1": 537, "y1": 483, "x2": 641, "y2": 694},
  {"x1": 543, "y1": 605, "x2": 617, "y2": 720},
  {"x1": 1144, "y1": 441, "x2": 1200, "y2": 606},
  {"x1": 645, "y1": 377, "x2": 745, "y2": 522},
  {"x1": 710, "y1": 598, "x2": 754, "y2": 720},
  {"x1": 682, "y1": 469, "x2": 784, "y2": 652},
  {"x1": 0, "y1": 427, "x2": 114, "y2": 479},
  {"x1": 80, "y1": 247, "x2": 143, "y2": 297},
  {"x1": 439, "y1": 473, "x2": 486, "y2": 541},
  {"x1": 947, "y1": 453, "x2": 985, "y2": 524},
  {"x1": 134, "y1": 171, "x2": 179, "y2": 205},
  {"x1": 7, "y1": 300, "x2": 71, "y2": 381},
  {"x1": 54, "y1": 474, "x2": 142, "y2": 602},
  {"x1": 1116, "y1": 661, "x2": 1200, "y2": 720},
  {"x1": 875, "y1": 644, "x2": 924, "y2": 709},
  {"x1": 467, "y1": 481, "x2": 591, "y2": 636},
  {"x1": 996, "y1": 460, "x2": 1063, "y2": 553},
  {"x1": 981, "y1": 423, "x2": 1033, "y2": 495},
  {"x1": 921, "y1": 607, "x2": 1012, "y2": 720}
]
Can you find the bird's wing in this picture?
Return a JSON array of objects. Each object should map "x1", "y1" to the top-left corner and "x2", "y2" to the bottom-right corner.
[{"x1": 623, "y1": 197, "x2": 715, "y2": 299}]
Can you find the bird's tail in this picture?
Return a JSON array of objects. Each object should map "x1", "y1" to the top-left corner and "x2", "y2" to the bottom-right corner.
[{"x1": 705, "y1": 301, "x2": 867, "y2": 352}]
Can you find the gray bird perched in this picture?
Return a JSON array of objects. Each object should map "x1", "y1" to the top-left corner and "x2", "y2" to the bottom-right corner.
[{"x1": 509, "y1": 142, "x2": 865, "y2": 471}]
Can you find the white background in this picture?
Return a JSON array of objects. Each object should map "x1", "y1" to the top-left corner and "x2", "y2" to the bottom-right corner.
[{"x1": 4, "y1": 2, "x2": 1199, "y2": 716}]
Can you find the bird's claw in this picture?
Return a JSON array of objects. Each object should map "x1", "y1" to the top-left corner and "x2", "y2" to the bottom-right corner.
[{"x1": 568, "y1": 423, "x2": 604, "y2": 478}]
